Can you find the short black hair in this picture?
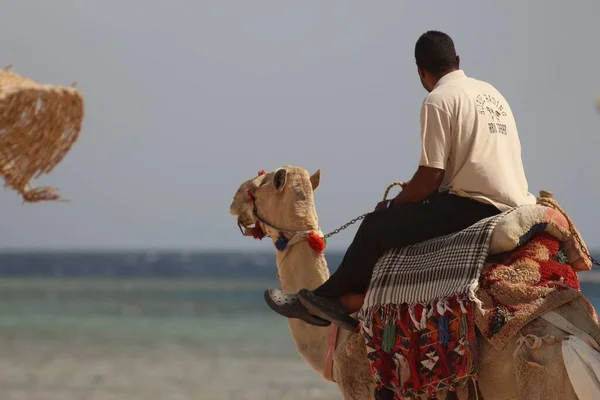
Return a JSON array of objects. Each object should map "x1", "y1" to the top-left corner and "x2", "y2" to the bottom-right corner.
[{"x1": 414, "y1": 31, "x2": 458, "y2": 75}]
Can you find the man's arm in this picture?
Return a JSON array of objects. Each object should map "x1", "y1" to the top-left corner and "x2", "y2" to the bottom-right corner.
[
  {"x1": 392, "y1": 166, "x2": 444, "y2": 205},
  {"x1": 390, "y1": 101, "x2": 452, "y2": 205}
]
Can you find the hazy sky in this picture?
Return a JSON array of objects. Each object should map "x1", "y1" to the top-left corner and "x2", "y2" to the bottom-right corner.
[{"x1": 0, "y1": 1, "x2": 598, "y2": 251}]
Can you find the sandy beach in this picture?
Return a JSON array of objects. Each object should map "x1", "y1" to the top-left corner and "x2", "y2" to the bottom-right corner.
[{"x1": 0, "y1": 337, "x2": 340, "y2": 400}]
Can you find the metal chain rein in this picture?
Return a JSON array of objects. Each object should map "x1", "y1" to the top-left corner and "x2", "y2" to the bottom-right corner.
[{"x1": 323, "y1": 182, "x2": 403, "y2": 239}]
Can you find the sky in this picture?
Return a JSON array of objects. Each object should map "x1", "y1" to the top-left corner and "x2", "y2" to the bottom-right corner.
[{"x1": 0, "y1": 1, "x2": 598, "y2": 251}]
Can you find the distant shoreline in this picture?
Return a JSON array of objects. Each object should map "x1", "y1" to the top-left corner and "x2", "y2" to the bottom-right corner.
[
  {"x1": 0, "y1": 274, "x2": 599, "y2": 283},
  {"x1": 0, "y1": 251, "x2": 597, "y2": 281}
]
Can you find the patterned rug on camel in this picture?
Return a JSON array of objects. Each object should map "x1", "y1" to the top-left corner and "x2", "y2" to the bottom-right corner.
[{"x1": 358, "y1": 201, "x2": 593, "y2": 399}]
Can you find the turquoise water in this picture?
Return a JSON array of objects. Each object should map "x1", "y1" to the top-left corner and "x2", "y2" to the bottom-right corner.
[{"x1": 0, "y1": 279, "x2": 287, "y2": 345}]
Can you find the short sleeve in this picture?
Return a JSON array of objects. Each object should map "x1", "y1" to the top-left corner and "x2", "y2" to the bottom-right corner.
[{"x1": 418, "y1": 102, "x2": 452, "y2": 170}]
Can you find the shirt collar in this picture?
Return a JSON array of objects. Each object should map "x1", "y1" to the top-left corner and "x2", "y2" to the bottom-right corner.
[{"x1": 433, "y1": 69, "x2": 466, "y2": 89}]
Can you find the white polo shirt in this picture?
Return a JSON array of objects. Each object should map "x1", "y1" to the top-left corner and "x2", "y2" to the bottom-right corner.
[{"x1": 419, "y1": 70, "x2": 536, "y2": 211}]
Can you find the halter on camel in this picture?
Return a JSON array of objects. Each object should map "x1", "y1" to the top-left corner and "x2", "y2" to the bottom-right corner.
[
  {"x1": 238, "y1": 169, "x2": 404, "y2": 247},
  {"x1": 238, "y1": 169, "x2": 328, "y2": 253}
]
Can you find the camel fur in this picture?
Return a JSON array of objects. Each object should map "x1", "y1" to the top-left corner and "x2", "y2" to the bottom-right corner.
[{"x1": 229, "y1": 165, "x2": 600, "y2": 400}]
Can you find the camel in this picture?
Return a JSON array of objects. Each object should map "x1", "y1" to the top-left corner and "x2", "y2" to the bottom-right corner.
[{"x1": 229, "y1": 165, "x2": 600, "y2": 400}]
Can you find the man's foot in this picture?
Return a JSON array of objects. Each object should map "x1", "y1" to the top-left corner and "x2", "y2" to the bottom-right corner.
[
  {"x1": 340, "y1": 293, "x2": 366, "y2": 313},
  {"x1": 298, "y1": 289, "x2": 359, "y2": 332},
  {"x1": 264, "y1": 288, "x2": 331, "y2": 327}
]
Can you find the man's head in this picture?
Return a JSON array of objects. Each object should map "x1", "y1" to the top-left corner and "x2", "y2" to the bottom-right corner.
[{"x1": 415, "y1": 31, "x2": 460, "y2": 92}]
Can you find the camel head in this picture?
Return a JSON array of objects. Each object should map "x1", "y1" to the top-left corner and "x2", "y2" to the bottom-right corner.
[{"x1": 229, "y1": 165, "x2": 321, "y2": 240}]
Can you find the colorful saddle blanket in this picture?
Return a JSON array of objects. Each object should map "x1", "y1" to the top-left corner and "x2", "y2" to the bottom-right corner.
[
  {"x1": 476, "y1": 233, "x2": 584, "y2": 350},
  {"x1": 358, "y1": 200, "x2": 592, "y2": 399},
  {"x1": 358, "y1": 212, "x2": 510, "y2": 399}
]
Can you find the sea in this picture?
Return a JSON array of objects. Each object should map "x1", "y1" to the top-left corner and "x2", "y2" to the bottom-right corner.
[{"x1": 1, "y1": 250, "x2": 600, "y2": 400}]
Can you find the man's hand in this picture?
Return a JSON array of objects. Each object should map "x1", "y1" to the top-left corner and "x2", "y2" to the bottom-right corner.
[
  {"x1": 375, "y1": 181, "x2": 410, "y2": 211},
  {"x1": 392, "y1": 167, "x2": 444, "y2": 205},
  {"x1": 374, "y1": 199, "x2": 392, "y2": 211}
]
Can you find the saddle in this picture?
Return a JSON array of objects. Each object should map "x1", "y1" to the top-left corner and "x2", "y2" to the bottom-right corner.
[
  {"x1": 358, "y1": 192, "x2": 593, "y2": 399},
  {"x1": 488, "y1": 193, "x2": 591, "y2": 272}
]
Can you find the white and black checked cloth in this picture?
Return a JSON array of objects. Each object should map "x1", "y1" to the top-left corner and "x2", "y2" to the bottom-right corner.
[{"x1": 361, "y1": 211, "x2": 512, "y2": 311}]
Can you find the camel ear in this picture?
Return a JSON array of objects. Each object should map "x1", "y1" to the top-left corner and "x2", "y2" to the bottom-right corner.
[
  {"x1": 273, "y1": 168, "x2": 287, "y2": 192},
  {"x1": 310, "y1": 169, "x2": 321, "y2": 190}
]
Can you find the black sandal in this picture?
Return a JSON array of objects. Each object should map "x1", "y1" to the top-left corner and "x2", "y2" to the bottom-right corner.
[
  {"x1": 298, "y1": 289, "x2": 359, "y2": 332},
  {"x1": 264, "y1": 288, "x2": 331, "y2": 327}
]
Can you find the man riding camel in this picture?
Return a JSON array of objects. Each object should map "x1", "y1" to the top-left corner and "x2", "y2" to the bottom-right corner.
[{"x1": 265, "y1": 30, "x2": 536, "y2": 331}]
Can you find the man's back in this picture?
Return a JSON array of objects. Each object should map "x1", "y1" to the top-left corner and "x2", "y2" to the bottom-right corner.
[{"x1": 420, "y1": 70, "x2": 536, "y2": 211}]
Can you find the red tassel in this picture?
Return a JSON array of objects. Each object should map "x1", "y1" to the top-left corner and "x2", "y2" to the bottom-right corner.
[
  {"x1": 407, "y1": 331, "x2": 422, "y2": 391},
  {"x1": 307, "y1": 232, "x2": 326, "y2": 253},
  {"x1": 378, "y1": 352, "x2": 396, "y2": 388},
  {"x1": 257, "y1": 169, "x2": 266, "y2": 176},
  {"x1": 445, "y1": 388, "x2": 458, "y2": 400},
  {"x1": 249, "y1": 221, "x2": 266, "y2": 240}
]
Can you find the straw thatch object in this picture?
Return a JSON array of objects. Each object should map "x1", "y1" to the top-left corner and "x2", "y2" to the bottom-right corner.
[{"x1": 0, "y1": 67, "x2": 84, "y2": 202}]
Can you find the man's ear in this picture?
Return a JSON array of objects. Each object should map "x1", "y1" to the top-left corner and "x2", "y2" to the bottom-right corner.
[
  {"x1": 417, "y1": 65, "x2": 426, "y2": 80},
  {"x1": 310, "y1": 169, "x2": 321, "y2": 190}
]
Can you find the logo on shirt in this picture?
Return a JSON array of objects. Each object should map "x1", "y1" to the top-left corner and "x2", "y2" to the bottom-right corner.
[{"x1": 476, "y1": 94, "x2": 508, "y2": 135}]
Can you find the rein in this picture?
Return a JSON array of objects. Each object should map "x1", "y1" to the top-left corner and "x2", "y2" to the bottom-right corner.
[{"x1": 240, "y1": 174, "x2": 405, "y2": 244}]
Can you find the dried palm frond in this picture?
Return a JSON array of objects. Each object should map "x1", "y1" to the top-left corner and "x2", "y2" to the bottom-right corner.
[{"x1": 0, "y1": 67, "x2": 84, "y2": 202}]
